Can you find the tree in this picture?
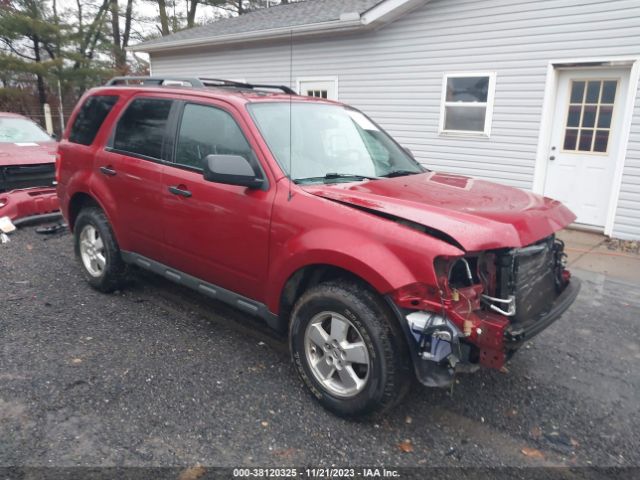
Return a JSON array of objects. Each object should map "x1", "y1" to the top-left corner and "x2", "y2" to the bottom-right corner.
[
  {"x1": 0, "y1": 0, "x2": 60, "y2": 106},
  {"x1": 110, "y1": 0, "x2": 134, "y2": 71}
]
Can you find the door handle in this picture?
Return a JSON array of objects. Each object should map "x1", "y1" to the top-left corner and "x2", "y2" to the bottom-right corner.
[
  {"x1": 168, "y1": 185, "x2": 192, "y2": 198},
  {"x1": 99, "y1": 166, "x2": 117, "y2": 176}
]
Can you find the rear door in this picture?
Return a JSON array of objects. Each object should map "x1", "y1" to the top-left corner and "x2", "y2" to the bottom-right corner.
[
  {"x1": 161, "y1": 100, "x2": 275, "y2": 302},
  {"x1": 99, "y1": 96, "x2": 174, "y2": 260}
]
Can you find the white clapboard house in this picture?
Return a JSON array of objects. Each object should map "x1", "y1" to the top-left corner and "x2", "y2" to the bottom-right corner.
[{"x1": 131, "y1": 0, "x2": 640, "y2": 239}]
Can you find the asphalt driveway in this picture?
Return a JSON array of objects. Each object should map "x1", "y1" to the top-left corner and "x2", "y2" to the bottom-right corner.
[{"x1": 1, "y1": 226, "x2": 639, "y2": 476}]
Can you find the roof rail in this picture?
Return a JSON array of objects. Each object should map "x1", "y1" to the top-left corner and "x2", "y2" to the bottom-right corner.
[
  {"x1": 105, "y1": 76, "x2": 297, "y2": 95},
  {"x1": 106, "y1": 76, "x2": 205, "y2": 87}
]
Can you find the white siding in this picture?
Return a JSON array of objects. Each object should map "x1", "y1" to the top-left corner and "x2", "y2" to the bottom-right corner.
[{"x1": 151, "y1": 0, "x2": 640, "y2": 239}]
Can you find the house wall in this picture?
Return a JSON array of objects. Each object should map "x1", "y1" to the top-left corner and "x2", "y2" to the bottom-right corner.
[{"x1": 150, "y1": 0, "x2": 640, "y2": 239}]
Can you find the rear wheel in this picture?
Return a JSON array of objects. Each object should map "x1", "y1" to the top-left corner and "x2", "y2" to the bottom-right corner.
[
  {"x1": 74, "y1": 207, "x2": 126, "y2": 292},
  {"x1": 290, "y1": 280, "x2": 411, "y2": 417}
]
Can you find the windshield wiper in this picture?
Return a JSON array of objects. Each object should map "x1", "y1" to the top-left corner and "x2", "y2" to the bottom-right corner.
[
  {"x1": 295, "y1": 173, "x2": 379, "y2": 184},
  {"x1": 380, "y1": 169, "x2": 420, "y2": 178}
]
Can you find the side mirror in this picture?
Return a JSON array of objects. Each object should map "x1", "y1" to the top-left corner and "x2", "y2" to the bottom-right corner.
[{"x1": 203, "y1": 154, "x2": 264, "y2": 189}]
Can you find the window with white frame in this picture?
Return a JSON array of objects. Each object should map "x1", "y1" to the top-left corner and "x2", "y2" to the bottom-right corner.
[{"x1": 439, "y1": 73, "x2": 496, "y2": 136}]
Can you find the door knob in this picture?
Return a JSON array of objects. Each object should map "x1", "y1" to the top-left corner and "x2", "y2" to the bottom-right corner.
[{"x1": 549, "y1": 156, "x2": 556, "y2": 161}]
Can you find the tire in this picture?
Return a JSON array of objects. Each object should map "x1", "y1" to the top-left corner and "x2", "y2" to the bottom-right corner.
[
  {"x1": 74, "y1": 206, "x2": 127, "y2": 293},
  {"x1": 289, "y1": 280, "x2": 411, "y2": 417}
]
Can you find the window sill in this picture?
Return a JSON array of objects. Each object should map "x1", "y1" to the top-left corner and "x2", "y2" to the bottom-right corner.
[{"x1": 438, "y1": 130, "x2": 491, "y2": 139}]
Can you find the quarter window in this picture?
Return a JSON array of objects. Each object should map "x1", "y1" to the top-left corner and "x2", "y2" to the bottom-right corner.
[
  {"x1": 69, "y1": 95, "x2": 118, "y2": 145},
  {"x1": 113, "y1": 98, "x2": 172, "y2": 159},
  {"x1": 174, "y1": 103, "x2": 253, "y2": 170},
  {"x1": 439, "y1": 73, "x2": 496, "y2": 136},
  {"x1": 563, "y1": 80, "x2": 617, "y2": 153}
]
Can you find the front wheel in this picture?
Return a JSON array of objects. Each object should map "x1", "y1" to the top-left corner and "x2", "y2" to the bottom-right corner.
[{"x1": 289, "y1": 280, "x2": 411, "y2": 417}]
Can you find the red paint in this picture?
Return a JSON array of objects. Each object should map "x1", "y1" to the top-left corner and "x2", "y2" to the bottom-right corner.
[
  {"x1": 305, "y1": 171, "x2": 576, "y2": 252},
  {"x1": 0, "y1": 187, "x2": 59, "y2": 221},
  {"x1": 57, "y1": 85, "x2": 578, "y2": 373}
]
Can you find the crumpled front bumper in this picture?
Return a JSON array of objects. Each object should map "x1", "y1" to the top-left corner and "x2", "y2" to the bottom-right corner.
[
  {"x1": 0, "y1": 187, "x2": 60, "y2": 222},
  {"x1": 387, "y1": 277, "x2": 582, "y2": 388}
]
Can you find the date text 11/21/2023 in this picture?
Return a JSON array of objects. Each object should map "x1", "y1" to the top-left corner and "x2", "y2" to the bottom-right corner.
[{"x1": 232, "y1": 467, "x2": 401, "y2": 478}]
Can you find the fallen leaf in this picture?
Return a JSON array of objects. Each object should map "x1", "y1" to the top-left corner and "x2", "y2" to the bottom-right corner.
[
  {"x1": 499, "y1": 366, "x2": 509, "y2": 374},
  {"x1": 398, "y1": 440, "x2": 413, "y2": 453},
  {"x1": 261, "y1": 421, "x2": 269, "y2": 427},
  {"x1": 178, "y1": 465, "x2": 206, "y2": 480},
  {"x1": 570, "y1": 438, "x2": 580, "y2": 448},
  {"x1": 26, "y1": 244, "x2": 33, "y2": 251},
  {"x1": 521, "y1": 447, "x2": 545, "y2": 459},
  {"x1": 71, "y1": 358, "x2": 82, "y2": 364},
  {"x1": 405, "y1": 416, "x2": 413, "y2": 424}
]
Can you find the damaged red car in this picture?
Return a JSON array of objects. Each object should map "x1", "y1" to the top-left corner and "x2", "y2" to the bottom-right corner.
[
  {"x1": 57, "y1": 77, "x2": 581, "y2": 416},
  {"x1": 0, "y1": 112, "x2": 59, "y2": 223}
]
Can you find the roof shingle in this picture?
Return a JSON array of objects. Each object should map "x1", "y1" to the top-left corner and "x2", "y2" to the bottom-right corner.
[{"x1": 135, "y1": 0, "x2": 383, "y2": 49}]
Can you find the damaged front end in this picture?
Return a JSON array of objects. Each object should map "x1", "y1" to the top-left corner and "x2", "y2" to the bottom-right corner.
[
  {"x1": 389, "y1": 235, "x2": 581, "y2": 387},
  {"x1": 0, "y1": 163, "x2": 59, "y2": 223}
]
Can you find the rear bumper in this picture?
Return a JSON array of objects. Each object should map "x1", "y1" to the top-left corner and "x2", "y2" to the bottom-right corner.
[
  {"x1": 505, "y1": 277, "x2": 582, "y2": 347},
  {"x1": 0, "y1": 187, "x2": 60, "y2": 222}
]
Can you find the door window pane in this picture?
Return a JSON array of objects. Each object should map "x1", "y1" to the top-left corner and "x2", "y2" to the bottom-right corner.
[
  {"x1": 570, "y1": 81, "x2": 585, "y2": 103},
  {"x1": 593, "y1": 130, "x2": 609, "y2": 152},
  {"x1": 567, "y1": 105, "x2": 581, "y2": 127},
  {"x1": 563, "y1": 79, "x2": 617, "y2": 154},
  {"x1": 582, "y1": 106, "x2": 596, "y2": 128},
  {"x1": 444, "y1": 106, "x2": 486, "y2": 132},
  {"x1": 563, "y1": 129, "x2": 578, "y2": 150},
  {"x1": 113, "y1": 98, "x2": 172, "y2": 159},
  {"x1": 578, "y1": 129, "x2": 594, "y2": 151},
  {"x1": 69, "y1": 95, "x2": 118, "y2": 145},
  {"x1": 175, "y1": 103, "x2": 252, "y2": 170},
  {"x1": 597, "y1": 106, "x2": 613, "y2": 128},
  {"x1": 601, "y1": 81, "x2": 617, "y2": 103},
  {"x1": 585, "y1": 81, "x2": 601, "y2": 103}
]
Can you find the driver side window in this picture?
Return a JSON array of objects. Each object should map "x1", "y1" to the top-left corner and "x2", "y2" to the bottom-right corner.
[{"x1": 175, "y1": 103, "x2": 252, "y2": 170}]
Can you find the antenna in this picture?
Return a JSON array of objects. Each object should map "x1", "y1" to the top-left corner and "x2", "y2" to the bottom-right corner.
[{"x1": 288, "y1": 29, "x2": 293, "y2": 201}]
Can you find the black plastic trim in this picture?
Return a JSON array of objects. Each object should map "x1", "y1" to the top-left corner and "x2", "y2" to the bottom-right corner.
[{"x1": 120, "y1": 251, "x2": 284, "y2": 331}]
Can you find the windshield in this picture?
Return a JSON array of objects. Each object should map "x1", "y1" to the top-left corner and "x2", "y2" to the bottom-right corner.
[
  {"x1": 0, "y1": 117, "x2": 51, "y2": 143},
  {"x1": 248, "y1": 102, "x2": 425, "y2": 182}
]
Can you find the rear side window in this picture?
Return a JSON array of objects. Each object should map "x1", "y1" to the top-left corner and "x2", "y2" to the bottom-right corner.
[
  {"x1": 175, "y1": 103, "x2": 252, "y2": 170},
  {"x1": 69, "y1": 95, "x2": 118, "y2": 145},
  {"x1": 113, "y1": 98, "x2": 172, "y2": 159}
]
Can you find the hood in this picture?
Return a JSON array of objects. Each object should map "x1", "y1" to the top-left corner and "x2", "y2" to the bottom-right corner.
[
  {"x1": 0, "y1": 141, "x2": 57, "y2": 166},
  {"x1": 304, "y1": 172, "x2": 576, "y2": 252}
]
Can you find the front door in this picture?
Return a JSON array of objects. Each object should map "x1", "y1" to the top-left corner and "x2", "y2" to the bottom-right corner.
[
  {"x1": 543, "y1": 68, "x2": 629, "y2": 228},
  {"x1": 298, "y1": 79, "x2": 338, "y2": 100},
  {"x1": 162, "y1": 101, "x2": 274, "y2": 302}
]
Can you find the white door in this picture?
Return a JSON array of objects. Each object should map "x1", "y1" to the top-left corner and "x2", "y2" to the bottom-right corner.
[
  {"x1": 543, "y1": 68, "x2": 629, "y2": 228},
  {"x1": 298, "y1": 79, "x2": 338, "y2": 100}
]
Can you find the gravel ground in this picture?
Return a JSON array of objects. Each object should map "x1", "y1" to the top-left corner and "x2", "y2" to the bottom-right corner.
[{"x1": 1, "y1": 225, "x2": 639, "y2": 475}]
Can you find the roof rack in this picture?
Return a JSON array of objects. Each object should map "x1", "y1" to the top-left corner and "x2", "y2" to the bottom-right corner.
[{"x1": 105, "y1": 76, "x2": 297, "y2": 95}]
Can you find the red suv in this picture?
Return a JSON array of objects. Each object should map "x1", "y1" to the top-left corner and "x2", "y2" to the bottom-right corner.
[{"x1": 57, "y1": 77, "x2": 580, "y2": 416}]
